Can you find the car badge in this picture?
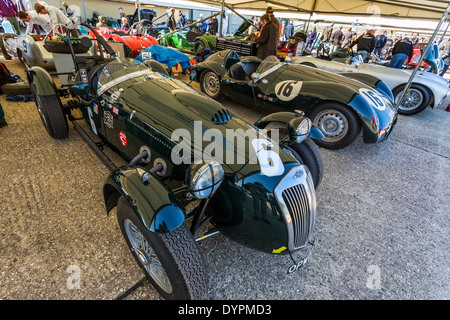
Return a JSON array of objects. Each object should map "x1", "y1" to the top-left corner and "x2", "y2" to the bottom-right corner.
[{"x1": 293, "y1": 170, "x2": 304, "y2": 179}]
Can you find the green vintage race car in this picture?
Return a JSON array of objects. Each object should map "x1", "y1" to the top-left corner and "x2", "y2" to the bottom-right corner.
[
  {"x1": 190, "y1": 50, "x2": 398, "y2": 150},
  {"x1": 27, "y1": 23, "x2": 324, "y2": 299},
  {"x1": 158, "y1": 30, "x2": 194, "y2": 52}
]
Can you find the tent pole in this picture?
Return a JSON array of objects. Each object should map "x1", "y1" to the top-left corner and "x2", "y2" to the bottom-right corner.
[
  {"x1": 395, "y1": 4, "x2": 450, "y2": 111},
  {"x1": 219, "y1": 0, "x2": 224, "y2": 37}
]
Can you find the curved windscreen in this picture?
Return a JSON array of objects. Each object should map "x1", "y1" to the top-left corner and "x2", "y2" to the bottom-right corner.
[
  {"x1": 97, "y1": 59, "x2": 153, "y2": 95},
  {"x1": 255, "y1": 56, "x2": 282, "y2": 77}
]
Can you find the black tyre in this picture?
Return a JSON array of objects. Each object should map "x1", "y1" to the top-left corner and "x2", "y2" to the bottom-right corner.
[
  {"x1": 393, "y1": 84, "x2": 431, "y2": 116},
  {"x1": 32, "y1": 85, "x2": 68, "y2": 139},
  {"x1": 286, "y1": 137, "x2": 324, "y2": 188},
  {"x1": 116, "y1": 196, "x2": 208, "y2": 300},
  {"x1": 308, "y1": 102, "x2": 361, "y2": 150},
  {"x1": 200, "y1": 70, "x2": 223, "y2": 100}
]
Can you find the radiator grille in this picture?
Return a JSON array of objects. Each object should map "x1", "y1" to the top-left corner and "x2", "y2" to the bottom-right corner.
[{"x1": 281, "y1": 184, "x2": 312, "y2": 249}]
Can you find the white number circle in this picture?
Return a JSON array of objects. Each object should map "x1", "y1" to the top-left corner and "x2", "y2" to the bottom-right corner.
[
  {"x1": 359, "y1": 88, "x2": 387, "y2": 111},
  {"x1": 274, "y1": 80, "x2": 303, "y2": 102}
]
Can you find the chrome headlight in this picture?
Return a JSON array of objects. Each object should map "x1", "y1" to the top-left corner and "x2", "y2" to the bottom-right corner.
[
  {"x1": 288, "y1": 117, "x2": 311, "y2": 144},
  {"x1": 187, "y1": 161, "x2": 224, "y2": 199}
]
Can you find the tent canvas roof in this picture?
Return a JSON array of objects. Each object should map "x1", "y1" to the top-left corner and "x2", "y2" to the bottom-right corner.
[{"x1": 180, "y1": 0, "x2": 450, "y2": 20}]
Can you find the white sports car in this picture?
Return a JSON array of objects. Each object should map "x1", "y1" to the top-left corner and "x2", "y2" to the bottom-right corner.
[{"x1": 289, "y1": 56, "x2": 450, "y2": 115}]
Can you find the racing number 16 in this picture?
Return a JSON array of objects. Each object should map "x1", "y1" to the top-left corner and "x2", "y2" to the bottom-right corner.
[{"x1": 277, "y1": 81, "x2": 297, "y2": 98}]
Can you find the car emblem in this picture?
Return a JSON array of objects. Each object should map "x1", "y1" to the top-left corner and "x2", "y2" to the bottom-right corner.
[{"x1": 293, "y1": 170, "x2": 304, "y2": 179}]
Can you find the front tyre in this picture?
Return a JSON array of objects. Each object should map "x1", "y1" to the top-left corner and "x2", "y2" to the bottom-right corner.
[
  {"x1": 308, "y1": 103, "x2": 361, "y2": 150},
  {"x1": 286, "y1": 138, "x2": 324, "y2": 188},
  {"x1": 200, "y1": 70, "x2": 223, "y2": 100},
  {"x1": 116, "y1": 197, "x2": 208, "y2": 300}
]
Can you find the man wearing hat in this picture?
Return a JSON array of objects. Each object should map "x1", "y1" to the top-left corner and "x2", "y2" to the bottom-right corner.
[
  {"x1": 266, "y1": 6, "x2": 279, "y2": 36},
  {"x1": 118, "y1": 7, "x2": 126, "y2": 19}
]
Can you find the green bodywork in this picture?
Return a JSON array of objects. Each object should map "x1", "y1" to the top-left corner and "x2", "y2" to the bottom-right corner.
[
  {"x1": 159, "y1": 31, "x2": 194, "y2": 52},
  {"x1": 65, "y1": 58, "x2": 315, "y2": 254}
]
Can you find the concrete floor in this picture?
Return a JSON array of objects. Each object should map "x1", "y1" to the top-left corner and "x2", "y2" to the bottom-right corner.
[{"x1": 0, "y1": 57, "x2": 448, "y2": 300}]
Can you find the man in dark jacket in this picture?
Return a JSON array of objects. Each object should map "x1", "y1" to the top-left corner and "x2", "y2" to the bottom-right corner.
[
  {"x1": 330, "y1": 25, "x2": 344, "y2": 52},
  {"x1": 348, "y1": 29, "x2": 376, "y2": 62},
  {"x1": 209, "y1": 15, "x2": 218, "y2": 35},
  {"x1": 0, "y1": 0, "x2": 20, "y2": 35},
  {"x1": 256, "y1": 14, "x2": 278, "y2": 60},
  {"x1": 373, "y1": 31, "x2": 388, "y2": 58},
  {"x1": 389, "y1": 37, "x2": 414, "y2": 68}
]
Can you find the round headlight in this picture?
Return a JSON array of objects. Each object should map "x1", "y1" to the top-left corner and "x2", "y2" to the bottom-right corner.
[
  {"x1": 187, "y1": 161, "x2": 224, "y2": 199},
  {"x1": 288, "y1": 117, "x2": 311, "y2": 143}
]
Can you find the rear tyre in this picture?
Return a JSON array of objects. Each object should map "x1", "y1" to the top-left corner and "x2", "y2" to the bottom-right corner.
[
  {"x1": 116, "y1": 196, "x2": 208, "y2": 300},
  {"x1": 393, "y1": 84, "x2": 431, "y2": 116},
  {"x1": 308, "y1": 102, "x2": 361, "y2": 150},
  {"x1": 32, "y1": 84, "x2": 68, "y2": 139},
  {"x1": 286, "y1": 138, "x2": 324, "y2": 188}
]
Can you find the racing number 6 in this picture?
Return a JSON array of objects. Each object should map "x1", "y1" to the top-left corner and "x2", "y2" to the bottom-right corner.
[
  {"x1": 251, "y1": 139, "x2": 284, "y2": 177},
  {"x1": 277, "y1": 81, "x2": 295, "y2": 97}
]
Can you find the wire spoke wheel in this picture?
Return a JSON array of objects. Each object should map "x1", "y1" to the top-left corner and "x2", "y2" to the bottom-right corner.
[
  {"x1": 124, "y1": 219, "x2": 173, "y2": 294},
  {"x1": 396, "y1": 88, "x2": 423, "y2": 111}
]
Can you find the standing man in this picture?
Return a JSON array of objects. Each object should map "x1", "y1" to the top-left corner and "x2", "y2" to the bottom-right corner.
[
  {"x1": 330, "y1": 25, "x2": 344, "y2": 52},
  {"x1": 208, "y1": 15, "x2": 218, "y2": 35},
  {"x1": 306, "y1": 26, "x2": 317, "y2": 50},
  {"x1": 322, "y1": 22, "x2": 334, "y2": 42},
  {"x1": 341, "y1": 27, "x2": 353, "y2": 48},
  {"x1": 118, "y1": 7, "x2": 126, "y2": 20},
  {"x1": 166, "y1": 7, "x2": 176, "y2": 32},
  {"x1": 178, "y1": 10, "x2": 186, "y2": 28},
  {"x1": 389, "y1": 37, "x2": 413, "y2": 69},
  {"x1": 284, "y1": 21, "x2": 294, "y2": 39},
  {"x1": 0, "y1": 0, "x2": 20, "y2": 35},
  {"x1": 348, "y1": 28, "x2": 376, "y2": 63},
  {"x1": 256, "y1": 14, "x2": 277, "y2": 59},
  {"x1": 34, "y1": 3, "x2": 72, "y2": 29},
  {"x1": 265, "y1": 7, "x2": 279, "y2": 37},
  {"x1": 18, "y1": 10, "x2": 51, "y2": 34},
  {"x1": 373, "y1": 31, "x2": 388, "y2": 58}
]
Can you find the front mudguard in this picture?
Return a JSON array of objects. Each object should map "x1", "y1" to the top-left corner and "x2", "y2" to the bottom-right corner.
[
  {"x1": 254, "y1": 111, "x2": 324, "y2": 140},
  {"x1": 103, "y1": 166, "x2": 185, "y2": 233},
  {"x1": 347, "y1": 95, "x2": 396, "y2": 144},
  {"x1": 27, "y1": 66, "x2": 58, "y2": 96},
  {"x1": 191, "y1": 61, "x2": 227, "y2": 83}
]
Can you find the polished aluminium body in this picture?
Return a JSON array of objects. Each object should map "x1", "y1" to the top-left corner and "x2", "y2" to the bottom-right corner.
[{"x1": 291, "y1": 55, "x2": 450, "y2": 115}]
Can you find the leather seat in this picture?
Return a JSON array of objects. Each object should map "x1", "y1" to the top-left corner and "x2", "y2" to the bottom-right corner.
[{"x1": 229, "y1": 63, "x2": 247, "y2": 81}]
